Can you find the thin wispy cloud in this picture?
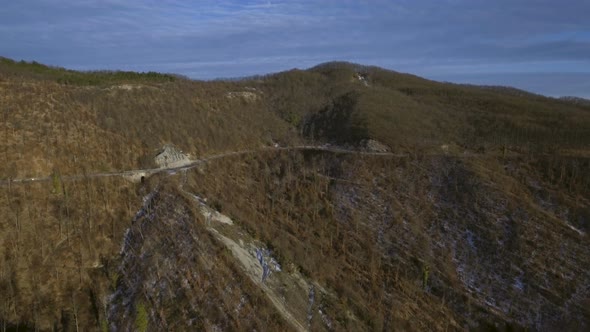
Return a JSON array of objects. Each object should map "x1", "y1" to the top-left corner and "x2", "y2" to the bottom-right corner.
[{"x1": 0, "y1": 0, "x2": 588, "y2": 96}]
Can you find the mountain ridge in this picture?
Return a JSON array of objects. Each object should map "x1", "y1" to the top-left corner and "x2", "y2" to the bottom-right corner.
[{"x1": 0, "y1": 56, "x2": 589, "y2": 331}]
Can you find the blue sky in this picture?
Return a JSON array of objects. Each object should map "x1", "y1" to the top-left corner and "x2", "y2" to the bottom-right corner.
[{"x1": 1, "y1": 0, "x2": 589, "y2": 97}]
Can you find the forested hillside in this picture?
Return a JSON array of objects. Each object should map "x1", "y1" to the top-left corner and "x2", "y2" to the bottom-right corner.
[{"x1": 1, "y1": 58, "x2": 589, "y2": 331}]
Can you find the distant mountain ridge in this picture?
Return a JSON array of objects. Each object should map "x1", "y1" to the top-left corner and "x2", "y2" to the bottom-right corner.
[{"x1": 560, "y1": 95, "x2": 590, "y2": 106}]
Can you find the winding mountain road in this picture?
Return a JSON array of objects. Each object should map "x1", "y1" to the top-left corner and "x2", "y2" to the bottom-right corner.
[{"x1": 0, "y1": 145, "x2": 407, "y2": 186}]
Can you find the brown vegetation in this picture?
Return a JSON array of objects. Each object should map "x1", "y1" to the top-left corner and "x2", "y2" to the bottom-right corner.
[{"x1": 1, "y1": 58, "x2": 589, "y2": 331}]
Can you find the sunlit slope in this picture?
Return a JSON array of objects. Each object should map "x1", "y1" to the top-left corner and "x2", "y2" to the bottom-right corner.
[{"x1": 260, "y1": 61, "x2": 590, "y2": 153}]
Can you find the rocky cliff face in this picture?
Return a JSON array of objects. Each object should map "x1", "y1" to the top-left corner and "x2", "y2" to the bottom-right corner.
[{"x1": 154, "y1": 145, "x2": 191, "y2": 168}]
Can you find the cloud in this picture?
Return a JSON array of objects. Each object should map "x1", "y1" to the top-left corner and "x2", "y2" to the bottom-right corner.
[{"x1": 0, "y1": 0, "x2": 589, "y2": 96}]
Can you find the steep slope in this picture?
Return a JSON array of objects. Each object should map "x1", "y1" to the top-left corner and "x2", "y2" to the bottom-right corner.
[
  {"x1": 260, "y1": 62, "x2": 590, "y2": 153},
  {"x1": 1, "y1": 58, "x2": 590, "y2": 331},
  {"x1": 108, "y1": 181, "x2": 290, "y2": 331},
  {"x1": 186, "y1": 150, "x2": 590, "y2": 330},
  {"x1": 0, "y1": 176, "x2": 138, "y2": 331},
  {"x1": 0, "y1": 58, "x2": 299, "y2": 178}
]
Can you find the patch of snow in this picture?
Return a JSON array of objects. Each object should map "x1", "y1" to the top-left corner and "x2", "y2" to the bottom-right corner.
[
  {"x1": 483, "y1": 298, "x2": 498, "y2": 310},
  {"x1": 318, "y1": 308, "x2": 333, "y2": 330},
  {"x1": 255, "y1": 248, "x2": 282, "y2": 282},
  {"x1": 270, "y1": 257, "x2": 282, "y2": 272},
  {"x1": 307, "y1": 286, "x2": 315, "y2": 327},
  {"x1": 234, "y1": 296, "x2": 247, "y2": 315},
  {"x1": 207, "y1": 228, "x2": 307, "y2": 332},
  {"x1": 566, "y1": 223, "x2": 585, "y2": 236},
  {"x1": 119, "y1": 229, "x2": 131, "y2": 254},
  {"x1": 132, "y1": 190, "x2": 158, "y2": 223},
  {"x1": 513, "y1": 275, "x2": 525, "y2": 292},
  {"x1": 465, "y1": 230, "x2": 476, "y2": 249}
]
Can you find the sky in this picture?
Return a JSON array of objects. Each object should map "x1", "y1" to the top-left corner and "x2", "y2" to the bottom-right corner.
[{"x1": 1, "y1": 0, "x2": 589, "y2": 97}]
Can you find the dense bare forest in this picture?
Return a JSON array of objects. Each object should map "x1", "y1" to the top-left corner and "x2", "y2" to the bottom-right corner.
[{"x1": 1, "y1": 57, "x2": 589, "y2": 331}]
